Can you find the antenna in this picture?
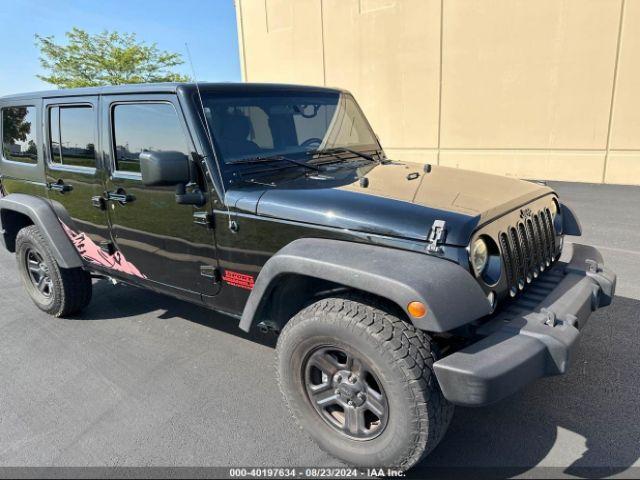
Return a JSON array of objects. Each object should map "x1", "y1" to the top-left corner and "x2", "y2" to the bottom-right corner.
[{"x1": 185, "y1": 42, "x2": 234, "y2": 229}]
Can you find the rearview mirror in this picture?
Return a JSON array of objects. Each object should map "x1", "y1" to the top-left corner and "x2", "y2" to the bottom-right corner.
[{"x1": 139, "y1": 151, "x2": 190, "y2": 187}]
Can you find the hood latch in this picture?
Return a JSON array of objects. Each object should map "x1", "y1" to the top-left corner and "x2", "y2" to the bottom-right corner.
[{"x1": 426, "y1": 220, "x2": 446, "y2": 254}]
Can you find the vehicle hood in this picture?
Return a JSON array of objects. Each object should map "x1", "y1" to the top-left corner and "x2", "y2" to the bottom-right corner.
[{"x1": 226, "y1": 162, "x2": 553, "y2": 246}]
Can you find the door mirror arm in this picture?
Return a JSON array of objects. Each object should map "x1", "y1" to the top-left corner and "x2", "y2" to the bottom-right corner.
[{"x1": 175, "y1": 183, "x2": 206, "y2": 207}]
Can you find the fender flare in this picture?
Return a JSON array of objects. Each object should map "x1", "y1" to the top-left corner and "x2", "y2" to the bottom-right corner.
[
  {"x1": 0, "y1": 193, "x2": 83, "y2": 268},
  {"x1": 560, "y1": 202, "x2": 582, "y2": 236},
  {"x1": 239, "y1": 238, "x2": 492, "y2": 333}
]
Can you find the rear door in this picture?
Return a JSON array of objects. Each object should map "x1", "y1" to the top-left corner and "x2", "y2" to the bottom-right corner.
[
  {"x1": 43, "y1": 96, "x2": 110, "y2": 256},
  {"x1": 100, "y1": 94, "x2": 219, "y2": 297}
]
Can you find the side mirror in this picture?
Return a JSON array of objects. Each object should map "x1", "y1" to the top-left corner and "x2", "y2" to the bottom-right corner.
[{"x1": 139, "y1": 151, "x2": 190, "y2": 187}]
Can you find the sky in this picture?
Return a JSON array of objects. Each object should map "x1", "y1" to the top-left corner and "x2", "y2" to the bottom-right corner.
[{"x1": 0, "y1": 0, "x2": 242, "y2": 96}]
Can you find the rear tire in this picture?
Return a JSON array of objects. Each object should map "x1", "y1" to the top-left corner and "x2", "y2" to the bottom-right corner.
[
  {"x1": 15, "y1": 225, "x2": 92, "y2": 317},
  {"x1": 276, "y1": 294, "x2": 453, "y2": 470}
]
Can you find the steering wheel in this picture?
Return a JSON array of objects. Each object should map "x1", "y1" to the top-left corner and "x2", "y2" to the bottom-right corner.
[{"x1": 301, "y1": 137, "x2": 323, "y2": 150}]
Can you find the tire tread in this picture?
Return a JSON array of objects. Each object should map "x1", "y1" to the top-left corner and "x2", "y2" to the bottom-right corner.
[{"x1": 276, "y1": 293, "x2": 454, "y2": 469}]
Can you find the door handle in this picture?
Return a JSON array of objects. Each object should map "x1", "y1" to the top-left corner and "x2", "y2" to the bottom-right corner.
[
  {"x1": 106, "y1": 189, "x2": 135, "y2": 205},
  {"x1": 48, "y1": 180, "x2": 73, "y2": 193}
]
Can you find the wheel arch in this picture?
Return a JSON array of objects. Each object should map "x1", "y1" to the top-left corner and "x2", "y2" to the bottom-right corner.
[
  {"x1": 239, "y1": 238, "x2": 492, "y2": 334},
  {"x1": 0, "y1": 208, "x2": 34, "y2": 252},
  {"x1": 0, "y1": 193, "x2": 83, "y2": 268},
  {"x1": 249, "y1": 272, "x2": 406, "y2": 333}
]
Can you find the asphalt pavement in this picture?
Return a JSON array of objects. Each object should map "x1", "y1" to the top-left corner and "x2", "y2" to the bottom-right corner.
[{"x1": 0, "y1": 181, "x2": 638, "y2": 477}]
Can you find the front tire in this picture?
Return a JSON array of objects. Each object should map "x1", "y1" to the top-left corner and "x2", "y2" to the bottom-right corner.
[
  {"x1": 276, "y1": 294, "x2": 453, "y2": 469},
  {"x1": 15, "y1": 225, "x2": 92, "y2": 317}
]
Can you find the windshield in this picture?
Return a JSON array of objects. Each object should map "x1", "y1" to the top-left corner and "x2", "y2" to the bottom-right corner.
[{"x1": 200, "y1": 91, "x2": 379, "y2": 164}]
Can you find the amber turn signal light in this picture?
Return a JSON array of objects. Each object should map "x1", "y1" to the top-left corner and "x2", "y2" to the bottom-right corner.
[{"x1": 407, "y1": 301, "x2": 427, "y2": 318}]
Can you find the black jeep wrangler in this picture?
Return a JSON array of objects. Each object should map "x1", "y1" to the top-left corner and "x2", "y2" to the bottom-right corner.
[{"x1": 0, "y1": 83, "x2": 616, "y2": 469}]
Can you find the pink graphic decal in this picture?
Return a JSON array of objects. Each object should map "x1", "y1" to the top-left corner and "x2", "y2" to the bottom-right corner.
[{"x1": 61, "y1": 222, "x2": 147, "y2": 278}]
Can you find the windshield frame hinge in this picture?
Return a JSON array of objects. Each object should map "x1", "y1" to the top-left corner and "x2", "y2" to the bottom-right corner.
[{"x1": 426, "y1": 220, "x2": 447, "y2": 254}]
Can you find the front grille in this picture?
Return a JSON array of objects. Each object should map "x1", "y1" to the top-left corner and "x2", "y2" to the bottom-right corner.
[{"x1": 499, "y1": 208, "x2": 557, "y2": 296}]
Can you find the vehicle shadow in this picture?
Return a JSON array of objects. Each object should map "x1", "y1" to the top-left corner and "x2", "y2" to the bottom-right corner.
[
  {"x1": 72, "y1": 280, "x2": 277, "y2": 348},
  {"x1": 74, "y1": 282, "x2": 639, "y2": 476},
  {"x1": 413, "y1": 294, "x2": 640, "y2": 478}
]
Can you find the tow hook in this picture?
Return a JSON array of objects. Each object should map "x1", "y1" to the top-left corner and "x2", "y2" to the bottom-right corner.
[
  {"x1": 539, "y1": 308, "x2": 579, "y2": 329},
  {"x1": 540, "y1": 308, "x2": 557, "y2": 327}
]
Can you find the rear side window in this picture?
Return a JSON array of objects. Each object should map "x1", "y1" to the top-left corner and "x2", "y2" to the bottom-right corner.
[
  {"x1": 49, "y1": 105, "x2": 96, "y2": 168},
  {"x1": 112, "y1": 103, "x2": 190, "y2": 174},
  {"x1": 2, "y1": 106, "x2": 38, "y2": 164}
]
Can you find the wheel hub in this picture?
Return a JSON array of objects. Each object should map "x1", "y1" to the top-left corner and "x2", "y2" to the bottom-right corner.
[
  {"x1": 304, "y1": 346, "x2": 389, "y2": 440},
  {"x1": 333, "y1": 370, "x2": 366, "y2": 406}
]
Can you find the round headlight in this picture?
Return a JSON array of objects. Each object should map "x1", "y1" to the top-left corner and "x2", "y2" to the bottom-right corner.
[{"x1": 470, "y1": 238, "x2": 489, "y2": 277}]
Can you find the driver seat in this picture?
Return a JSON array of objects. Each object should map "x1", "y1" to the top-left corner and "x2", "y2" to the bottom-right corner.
[{"x1": 219, "y1": 113, "x2": 261, "y2": 158}]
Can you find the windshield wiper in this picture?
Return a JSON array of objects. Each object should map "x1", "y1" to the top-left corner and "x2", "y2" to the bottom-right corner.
[
  {"x1": 229, "y1": 155, "x2": 320, "y2": 172},
  {"x1": 309, "y1": 147, "x2": 378, "y2": 164}
]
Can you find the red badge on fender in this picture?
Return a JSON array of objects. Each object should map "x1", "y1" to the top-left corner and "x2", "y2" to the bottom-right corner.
[{"x1": 222, "y1": 270, "x2": 255, "y2": 290}]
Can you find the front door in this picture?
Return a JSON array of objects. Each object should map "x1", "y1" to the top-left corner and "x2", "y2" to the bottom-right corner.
[
  {"x1": 43, "y1": 96, "x2": 111, "y2": 258},
  {"x1": 100, "y1": 94, "x2": 219, "y2": 297}
]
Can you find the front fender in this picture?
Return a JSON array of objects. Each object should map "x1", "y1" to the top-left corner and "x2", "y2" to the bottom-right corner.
[
  {"x1": 239, "y1": 238, "x2": 492, "y2": 333},
  {"x1": 560, "y1": 202, "x2": 582, "y2": 236}
]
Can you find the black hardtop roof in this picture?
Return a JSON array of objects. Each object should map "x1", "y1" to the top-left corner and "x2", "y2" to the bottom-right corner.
[{"x1": 0, "y1": 82, "x2": 346, "y2": 102}]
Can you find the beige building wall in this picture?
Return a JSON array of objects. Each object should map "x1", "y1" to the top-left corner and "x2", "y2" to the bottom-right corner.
[{"x1": 235, "y1": 0, "x2": 640, "y2": 185}]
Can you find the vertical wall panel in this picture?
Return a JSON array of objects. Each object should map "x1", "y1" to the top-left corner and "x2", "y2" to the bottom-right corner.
[
  {"x1": 609, "y1": 0, "x2": 640, "y2": 150},
  {"x1": 237, "y1": 0, "x2": 325, "y2": 85},
  {"x1": 440, "y1": 0, "x2": 620, "y2": 149},
  {"x1": 322, "y1": 0, "x2": 441, "y2": 150}
]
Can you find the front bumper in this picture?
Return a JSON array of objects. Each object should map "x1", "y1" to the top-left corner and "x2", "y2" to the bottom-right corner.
[{"x1": 433, "y1": 242, "x2": 616, "y2": 407}]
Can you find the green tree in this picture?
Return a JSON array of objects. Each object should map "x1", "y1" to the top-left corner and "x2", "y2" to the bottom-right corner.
[
  {"x1": 2, "y1": 107, "x2": 31, "y2": 145},
  {"x1": 35, "y1": 28, "x2": 190, "y2": 88},
  {"x1": 26, "y1": 140, "x2": 37, "y2": 155}
]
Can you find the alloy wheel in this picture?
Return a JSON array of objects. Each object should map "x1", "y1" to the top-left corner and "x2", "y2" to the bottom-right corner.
[
  {"x1": 25, "y1": 248, "x2": 53, "y2": 298},
  {"x1": 303, "y1": 345, "x2": 389, "y2": 440}
]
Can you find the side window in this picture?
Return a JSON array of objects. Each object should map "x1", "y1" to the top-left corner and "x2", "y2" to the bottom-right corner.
[
  {"x1": 49, "y1": 105, "x2": 96, "y2": 168},
  {"x1": 2, "y1": 106, "x2": 38, "y2": 164},
  {"x1": 112, "y1": 103, "x2": 189, "y2": 174}
]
